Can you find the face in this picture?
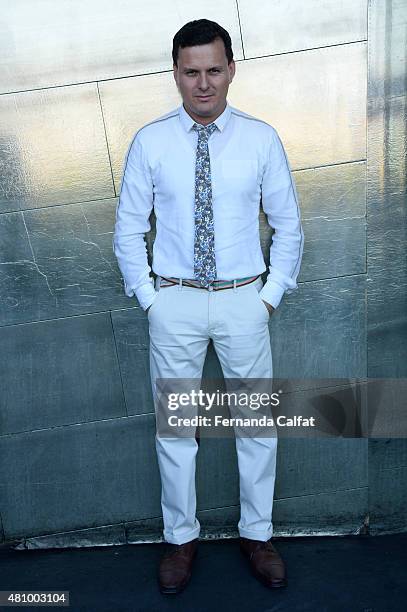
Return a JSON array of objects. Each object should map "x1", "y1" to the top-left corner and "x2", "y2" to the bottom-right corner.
[{"x1": 173, "y1": 37, "x2": 235, "y2": 125}]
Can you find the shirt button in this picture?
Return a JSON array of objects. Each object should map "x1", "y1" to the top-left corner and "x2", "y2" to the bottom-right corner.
[{"x1": 208, "y1": 286, "x2": 213, "y2": 292}]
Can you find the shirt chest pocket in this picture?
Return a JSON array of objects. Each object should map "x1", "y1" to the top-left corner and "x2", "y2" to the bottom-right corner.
[
  {"x1": 221, "y1": 159, "x2": 259, "y2": 181},
  {"x1": 219, "y1": 159, "x2": 260, "y2": 199}
]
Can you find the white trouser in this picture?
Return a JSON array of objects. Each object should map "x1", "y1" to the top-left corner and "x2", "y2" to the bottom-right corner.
[{"x1": 148, "y1": 275, "x2": 277, "y2": 545}]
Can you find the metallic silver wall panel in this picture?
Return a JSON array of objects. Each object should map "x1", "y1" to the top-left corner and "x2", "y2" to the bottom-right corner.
[
  {"x1": 369, "y1": 439, "x2": 407, "y2": 533},
  {"x1": 367, "y1": 0, "x2": 407, "y2": 377},
  {"x1": 111, "y1": 308, "x2": 154, "y2": 416},
  {"x1": 22, "y1": 524, "x2": 126, "y2": 549},
  {"x1": 198, "y1": 426, "x2": 366, "y2": 514},
  {"x1": 260, "y1": 211, "x2": 366, "y2": 283},
  {"x1": 0, "y1": 0, "x2": 243, "y2": 94},
  {"x1": 0, "y1": 200, "x2": 133, "y2": 327},
  {"x1": 275, "y1": 487, "x2": 367, "y2": 534},
  {"x1": 196, "y1": 438, "x2": 240, "y2": 509},
  {"x1": 368, "y1": 0, "x2": 407, "y2": 100},
  {"x1": 0, "y1": 210, "x2": 55, "y2": 323},
  {"x1": 296, "y1": 161, "x2": 367, "y2": 279},
  {"x1": 0, "y1": 415, "x2": 161, "y2": 539},
  {"x1": 99, "y1": 72, "x2": 180, "y2": 191},
  {"x1": 229, "y1": 43, "x2": 367, "y2": 169},
  {"x1": 295, "y1": 162, "x2": 366, "y2": 220},
  {"x1": 238, "y1": 0, "x2": 367, "y2": 59},
  {"x1": 0, "y1": 313, "x2": 125, "y2": 435},
  {"x1": 271, "y1": 275, "x2": 366, "y2": 379},
  {"x1": 367, "y1": 0, "x2": 407, "y2": 537},
  {"x1": 196, "y1": 506, "x2": 240, "y2": 538},
  {"x1": 369, "y1": 464, "x2": 407, "y2": 533},
  {"x1": 300, "y1": 216, "x2": 366, "y2": 281},
  {"x1": 276, "y1": 438, "x2": 366, "y2": 498},
  {"x1": 370, "y1": 438, "x2": 407, "y2": 472},
  {"x1": 259, "y1": 162, "x2": 366, "y2": 282},
  {"x1": 0, "y1": 85, "x2": 114, "y2": 213}
]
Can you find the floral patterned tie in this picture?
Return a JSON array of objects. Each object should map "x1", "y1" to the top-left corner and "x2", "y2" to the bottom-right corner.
[{"x1": 192, "y1": 122, "x2": 218, "y2": 287}]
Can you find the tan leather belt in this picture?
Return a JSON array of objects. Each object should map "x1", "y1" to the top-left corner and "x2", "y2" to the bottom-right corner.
[{"x1": 159, "y1": 275, "x2": 260, "y2": 291}]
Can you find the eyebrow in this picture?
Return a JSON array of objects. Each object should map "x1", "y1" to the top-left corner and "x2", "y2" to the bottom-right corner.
[{"x1": 182, "y1": 65, "x2": 224, "y2": 72}]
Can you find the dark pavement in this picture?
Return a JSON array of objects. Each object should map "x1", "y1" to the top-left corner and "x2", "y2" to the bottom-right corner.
[{"x1": 1, "y1": 534, "x2": 406, "y2": 611}]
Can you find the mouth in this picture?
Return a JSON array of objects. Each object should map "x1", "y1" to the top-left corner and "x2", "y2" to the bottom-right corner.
[{"x1": 195, "y1": 95, "x2": 214, "y2": 101}]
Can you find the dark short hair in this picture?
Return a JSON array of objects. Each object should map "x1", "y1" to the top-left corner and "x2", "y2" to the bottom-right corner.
[{"x1": 172, "y1": 19, "x2": 234, "y2": 66}]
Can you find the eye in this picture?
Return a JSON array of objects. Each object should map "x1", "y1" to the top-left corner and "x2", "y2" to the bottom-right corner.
[
  {"x1": 210, "y1": 68, "x2": 220, "y2": 73},
  {"x1": 186, "y1": 70, "x2": 197, "y2": 76}
]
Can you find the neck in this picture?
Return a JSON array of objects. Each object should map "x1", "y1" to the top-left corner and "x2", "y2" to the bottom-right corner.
[{"x1": 183, "y1": 102, "x2": 227, "y2": 126}]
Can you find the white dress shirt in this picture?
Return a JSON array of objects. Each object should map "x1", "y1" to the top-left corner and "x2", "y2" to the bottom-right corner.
[{"x1": 113, "y1": 101, "x2": 304, "y2": 311}]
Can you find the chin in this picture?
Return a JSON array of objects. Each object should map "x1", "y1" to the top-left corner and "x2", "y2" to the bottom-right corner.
[
  {"x1": 195, "y1": 108, "x2": 215, "y2": 117},
  {"x1": 193, "y1": 103, "x2": 218, "y2": 117}
]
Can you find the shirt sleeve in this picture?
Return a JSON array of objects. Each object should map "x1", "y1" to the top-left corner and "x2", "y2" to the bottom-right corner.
[
  {"x1": 259, "y1": 128, "x2": 304, "y2": 310},
  {"x1": 112, "y1": 133, "x2": 157, "y2": 311}
]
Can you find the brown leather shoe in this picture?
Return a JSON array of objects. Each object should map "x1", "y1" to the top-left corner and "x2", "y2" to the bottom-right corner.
[
  {"x1": 240, "y1": 537, "x2": 287, "y2": 588},
  {"x1": 158, "y1": 538, "x2": 198, "y2": 594}
]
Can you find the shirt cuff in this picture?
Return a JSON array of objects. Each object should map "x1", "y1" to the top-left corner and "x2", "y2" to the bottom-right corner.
[
  {"x1": 258, "y1": 279, "x2": 286, "y2": 310},
  {"x1": 125, "y1": 280, "x2": 158, "y2": 311}
]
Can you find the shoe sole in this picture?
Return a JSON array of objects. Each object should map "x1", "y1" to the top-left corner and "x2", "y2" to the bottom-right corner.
[
  {"x1": 240, "y1": 547, "x2": 288, "y2": 589},
  {"x1": 159, "y1": 547, "x2": 198, "y2": 594}
]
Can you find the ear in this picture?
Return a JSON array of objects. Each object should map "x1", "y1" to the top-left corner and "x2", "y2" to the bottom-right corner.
[
  {"x1": 173, "y1": 63, "x2": 179, "y2": 86},
  {"x1": 228, "y1": 60, "x2": 236, "y2": 83}
]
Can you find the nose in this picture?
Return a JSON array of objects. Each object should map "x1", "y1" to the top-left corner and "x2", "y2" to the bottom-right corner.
[{"x1": 198, "y1": 72, "x2": 209, "y2": 91}]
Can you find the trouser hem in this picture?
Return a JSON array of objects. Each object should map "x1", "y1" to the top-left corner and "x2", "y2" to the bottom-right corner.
[
  {"x1": 163, "y1": 526, "x2": 201, "y2": 545},
  {"x1": 238, "y1": 527, "x2": 273, "y2": 542}
]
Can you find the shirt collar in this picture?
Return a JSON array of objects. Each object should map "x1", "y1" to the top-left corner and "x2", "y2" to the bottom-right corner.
[{"x1": 178, "y1": 101, "x2": 231, "y2": 133}]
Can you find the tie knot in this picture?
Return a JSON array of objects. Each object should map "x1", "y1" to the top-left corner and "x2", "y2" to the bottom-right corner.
[{"x1": 193, "y1": 122, "x2": 217, "y2": 139}]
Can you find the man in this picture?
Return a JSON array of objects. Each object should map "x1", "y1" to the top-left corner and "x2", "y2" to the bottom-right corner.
[{"x1": 113, "y1": 19, "x2": 304, "y2": 594}]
